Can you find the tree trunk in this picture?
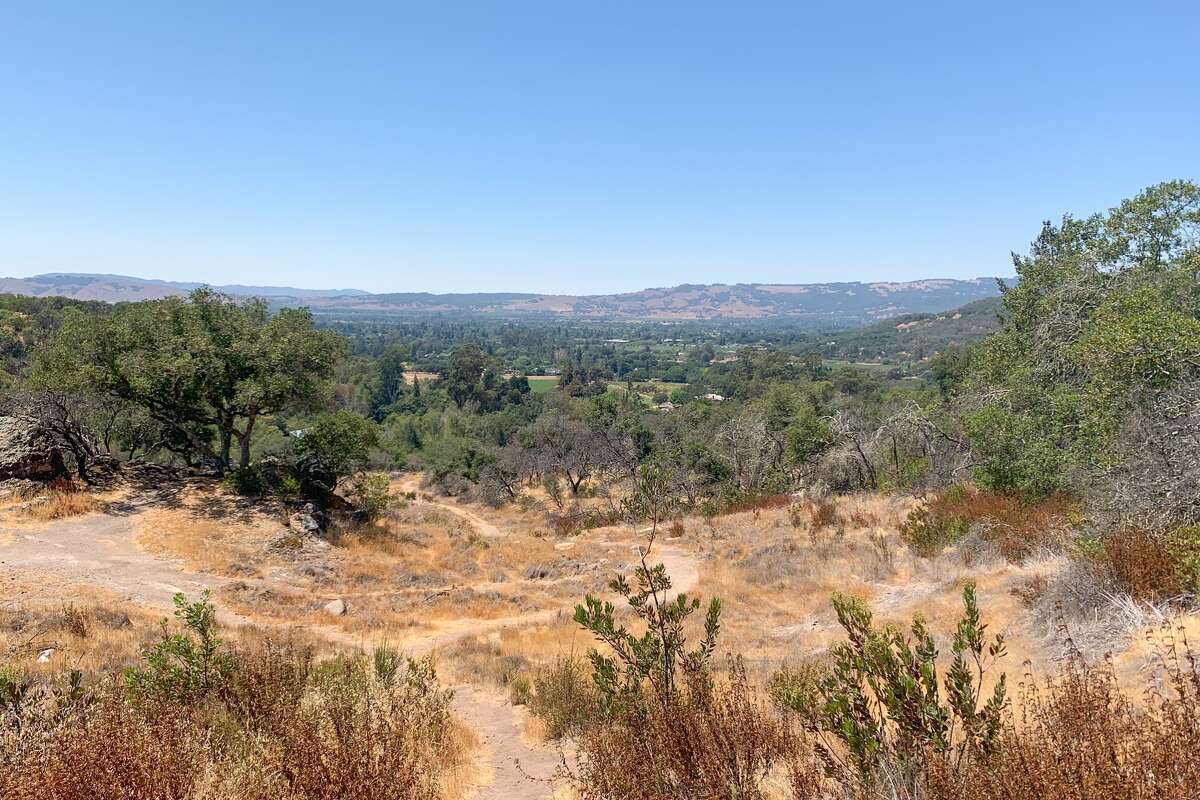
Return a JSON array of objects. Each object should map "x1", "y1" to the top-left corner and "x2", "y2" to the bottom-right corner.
[
  {"x1": 218, "y1": 428, "x2": 233, "y2": 473},
  {"x1": 238, "y1": 416, "x2": 257, "y2": 469}
]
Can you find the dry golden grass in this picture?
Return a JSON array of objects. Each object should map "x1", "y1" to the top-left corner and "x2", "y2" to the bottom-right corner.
[
  {"x1": 0, "y1": 480, "x2": 115, "y2": 526},
  {"x1": 25, "y1": 488, "x2": 102, "y2": 521},
  {"x1": 10, "y1": 469, "x2": 1200, "y2": 799},
  {"x1": 133, "y1": 477, "x2": 621, "y2": 648},
  {"x1": 0, "y1": 586, "x2": 157, "y2": 677}
]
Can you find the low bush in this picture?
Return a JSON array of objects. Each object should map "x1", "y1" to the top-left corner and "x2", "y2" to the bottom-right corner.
[
  {"x1": 529, "y1": 656, "x2": 598, "y2": 739},
  {"x1": 569, "y1": 662, "x2": 793, "y2": 800},
  {"x1": 0, "y1": 596, "x2": 465, "y2": 800},
  {"x1": 789, "y1": 497, "x2": 842, "y2": 531},
  {"x1": 348, "y1": 472, "x2": 392, "y2": 520},
  {"x1": 924, "y1": 642, "x2": 1200, "y2": 800},
  {"x1": 767, "y1": 660, "x2": 827, "y2": 721},
  {"x1": 24, "y1": 487, "x2": 100, "y2": 521},
  {"x1": 0, "y1": 688, "x2": 211, "y2": 800},
  {"x1": 1076, "y1": 525, "x2": 1200, "y2": 603},
  {"x1": 900, "y1": 502, "x2": 971, "y2": 557},
  {"x1": 721, "y1": 493, "x2": 793, "y2": 516},
  {"x1": 222, "y1": 464, "x2": 270, "y2": 496},
  {"x1": 124, "y1": 591, "x2": 234, "y2": 704},
  {"x1": 796, "y1": 583, "x2": 1008, "y2": 790},
  {"x1": 901, "y1": 486, "x2": 1076, "y2": 559}
]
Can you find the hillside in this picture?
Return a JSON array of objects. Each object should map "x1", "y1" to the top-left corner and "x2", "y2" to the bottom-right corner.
[
  {"x1": 0, "y1": 273, "x2": 371, "y2": 303},
  {"x1": 816, "y1": 295, "x2": 1005, "y2": 361},
  {"x1": 0, "y1": 272, "x2": 1004, "y2": 324}
]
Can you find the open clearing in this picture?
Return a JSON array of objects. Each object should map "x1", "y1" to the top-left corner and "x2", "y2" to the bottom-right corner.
[{"x1": 1, "y1": 472, "x2": 1184, "y2": 798}]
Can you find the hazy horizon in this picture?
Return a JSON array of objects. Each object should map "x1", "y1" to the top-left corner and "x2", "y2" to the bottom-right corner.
[
  {"x1": 2, "y1": 2, "x2": 1196, "y2": 294},
  {"x1": 3, "y1": 269, "x2": 1016, "y2": 297}
]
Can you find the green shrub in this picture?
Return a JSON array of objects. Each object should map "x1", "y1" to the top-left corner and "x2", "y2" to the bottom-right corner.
[
  {"x1": 807, "y1": 583, "x2": 1008, "y2": 787},
  {"x1": 767, "y1": 660, "x2": 826, "y2": 722},
  {"x1": 901, "y1": 503, "x2": 970, "y2": 557},
  {"x1": 1168, "y1": 525, "x2": 1200, "y2": 595},
  {"x1": 349, "y1": 473, "x2": 392, "y2": 520},
  {"x1": 372, "y1": 646, "x2": 403, "y2": 687},
  {"x1": 124, "y1": 591, "x2": 233, "y2": 704},
  {"x1": 280, "y1": 474, "x2": 302, "y2": 497},
  {"x1": 222, "y1": 464, "x2": 268, "y2": 496}
]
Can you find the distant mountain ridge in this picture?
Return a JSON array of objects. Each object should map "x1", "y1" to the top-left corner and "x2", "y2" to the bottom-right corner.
[
  {"x1": 0, "y1": 273, "x2": 370, "y2": 302},
  {"x1": 0, "y1": 272, "x2": 1007, "y2": 324}
]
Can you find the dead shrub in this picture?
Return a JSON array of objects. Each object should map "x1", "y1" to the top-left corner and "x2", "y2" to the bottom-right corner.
[
  {"x1": 0, "y1": 686, "x2": 210, "y2": 800},
  {"x1": 807, "y1": 497, "x2": 840, "y2": 530},
  {"x1": 263, "y1": 657, "x2": 454, "y2": 800},
  {"x1": 847, "y1": 508, "x2": 876, "y2": 528},
  {"x1": 668, "y1": 518, "x2": 686, "y2": 538},
  {"x1": 722, "y1": 493, "x2": 792, "y2": 516},
  {"x1": 568, "y1": 662, "x2": 793, "y2": 800},
  {"x1": 924, "y1": 643, "x2": 1200, "y2": 800},
  {"x1": 0, "y1": 604, "x2": 463, "y2": 800},
  {"x1": 220, "y1": 637, "x2": 315, "y2": 730},
  {"x1": 1092, "y1": 528, "x2": 1183, "y2": 602},
  {"x1": 52, "y1": 604, "x2": 90, "y2": 639}
]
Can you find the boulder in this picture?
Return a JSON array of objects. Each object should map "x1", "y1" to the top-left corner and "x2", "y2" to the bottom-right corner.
[
  {"x1": 323, "y1": 598, "x2": 348, "y2": 616},
  {"x1": 0, "y1": 416, "x2": 68, "y2": 483}
]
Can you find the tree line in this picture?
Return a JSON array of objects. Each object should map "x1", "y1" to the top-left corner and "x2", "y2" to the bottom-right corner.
[{"x1": 3, "y1": 180, "x2": 1196, "y2": 535}]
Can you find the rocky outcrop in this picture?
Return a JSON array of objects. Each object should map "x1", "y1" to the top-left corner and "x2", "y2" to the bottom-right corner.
[
  {"x1": 288, "y1": 503, "x2": 325, "y2": 536},
  {"x1": 0, "y1": 415, "x2": 68, "y2": 483}
]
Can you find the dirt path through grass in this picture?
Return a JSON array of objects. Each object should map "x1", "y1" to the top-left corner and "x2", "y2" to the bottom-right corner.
[
  {"x1": 395, "y1": 474, "x2": 503, "y2": 538},
  {"x1": 0, "y1": 483, "x2": 701, "y2": 800}
]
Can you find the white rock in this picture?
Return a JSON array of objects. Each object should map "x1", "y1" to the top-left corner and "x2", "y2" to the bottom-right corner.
[
  {"x1": 323, "y1": 598, "x2": 347, "y2": 616},
  {"x1": 37, "y1": 648, "x2": 54, "y2": 663}
]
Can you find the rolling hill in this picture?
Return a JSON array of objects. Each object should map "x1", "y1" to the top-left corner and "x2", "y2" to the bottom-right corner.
[{"x1": 0, "y1": 272, "x2": 1007, "y2": 325}]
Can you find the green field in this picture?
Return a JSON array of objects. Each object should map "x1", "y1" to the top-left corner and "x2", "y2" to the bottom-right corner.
[{"x1": 526, "y1": 375, "x2": 560, "y2": 395}]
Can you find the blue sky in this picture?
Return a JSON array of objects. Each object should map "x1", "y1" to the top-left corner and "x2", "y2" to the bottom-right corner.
[{"x1": 1, "y1": 2, "x2": 1196, "y2": 294}]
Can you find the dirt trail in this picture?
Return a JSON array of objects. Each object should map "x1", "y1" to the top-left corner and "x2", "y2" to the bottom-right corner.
[
  {"x1": 0, "y1": 485, "x2": 701, "y2": 800},
  {"x1": 0, "y1": 513, "x2": 231, "y2": 616},
  {"x1": 395, "y1": 475, "x2": 503, "y2": 538}
]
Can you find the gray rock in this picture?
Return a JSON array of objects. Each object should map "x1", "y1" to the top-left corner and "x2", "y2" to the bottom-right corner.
[
  {"x1": 323, "y1": 598, "x2": 348, "y2": 616},
  {"x1": 0, "y1": 478, "x2": 42, "y2": 500},
  {"x1": 289, "y1": 507, "x2": 324, "y2": 536},
  {"x1": 524, "y1": 565, "x2": 551, "y2": 580},
  {"x1": 0, "y1": 416, "x2": 68, "y2": 482}
]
